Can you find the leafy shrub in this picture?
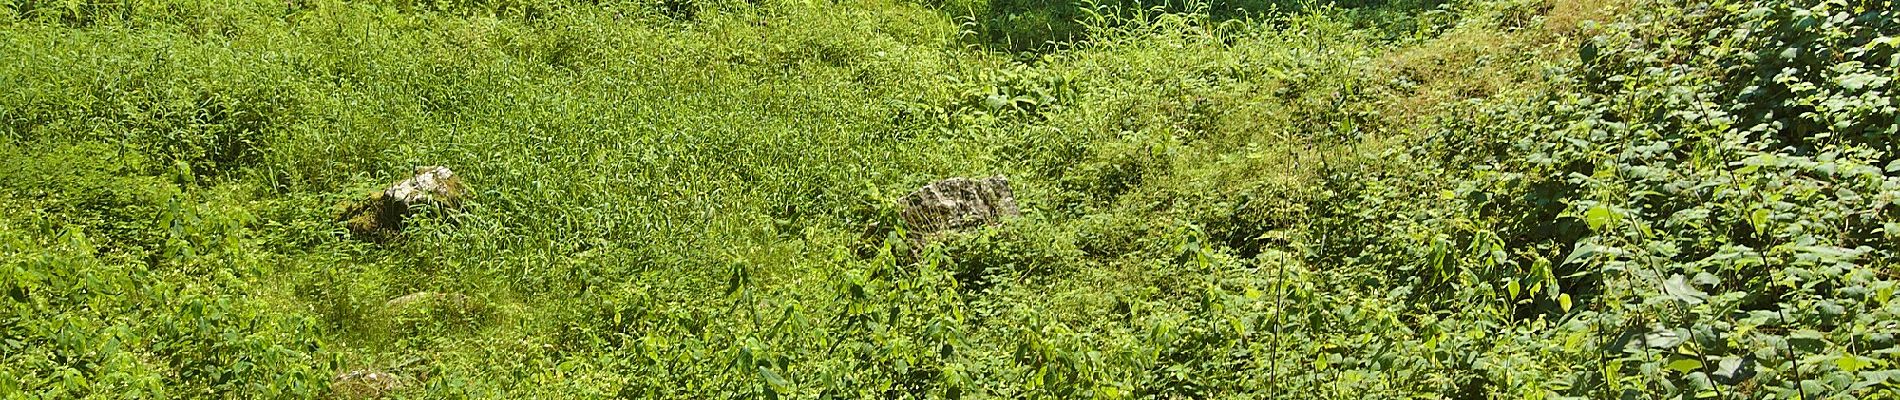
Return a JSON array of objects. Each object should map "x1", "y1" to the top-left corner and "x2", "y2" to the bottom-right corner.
[
  {"x1": 1, "y1": 219, "x2": 326, "y2": 398},
  {"x1": 937, "y1": 220, "x2": 1087, "y2": 290}
]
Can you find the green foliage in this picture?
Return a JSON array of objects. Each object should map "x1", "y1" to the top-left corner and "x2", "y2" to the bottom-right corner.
[
  {"x1": 1313, "y1": 0, "x2": 1900, "y2": 396},
  {"x1": 3, "y1": 0, "x2": 1897, "y2": 398},
  {"x1": 945, "y1": 0, "x2": 1447, "y2": 53},
  {"x1": 1, "y1": 201, "x2": 325, "y2": 397}
]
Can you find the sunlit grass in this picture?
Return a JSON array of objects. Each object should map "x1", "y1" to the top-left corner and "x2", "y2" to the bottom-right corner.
[{"x1": 3, "y1": 0, "x2": 1895, "y2": 398}]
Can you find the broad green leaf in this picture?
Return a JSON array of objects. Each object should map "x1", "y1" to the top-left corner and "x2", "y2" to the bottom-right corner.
[
  {"x1": 1801, "y1": 380, "x2": 1827, "y2": 396},
  {"x1": 1749, "y1": 209, "x2": 1770, "y2": 236},
  {"x1": 1663, "y1": 274, "x2": 1708, "y2": 305},
  {"x1": 1712, "y1": 357, "x2": 1753, "y2": 383},
  {"x1": 1836, "y1": 353, "x2": 1873, "y2": 372},
  {"x1": 1835, "y1": 73, "x2": 1886, "y2": 91},
  {"x1": 1854, "y1": 370, "x2": 1900, "y2": 390},
  {"x1": 1585, "y1": 205, "x2": 1614, "y2": 231},
  {"x1": 1789, "y1": 330, "x2": 1829, "y2": 352},
  {"x1": 1667, "y1": 358, "x2": 1703, "y2": 374},
  {"x1": 1561, "y1": 240, "x2": 1599, "y2": 266},
  {"x1": 758, "y1": 367, "x2": 791, "y2": 392},
  {"x1": 1645, "y1": 328, "x2": 1683, "y2": 349}
]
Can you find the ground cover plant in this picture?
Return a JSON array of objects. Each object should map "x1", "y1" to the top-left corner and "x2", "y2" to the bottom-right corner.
[{"x1": 1, "y1": 0, "x2": 1896, "y2": 398}]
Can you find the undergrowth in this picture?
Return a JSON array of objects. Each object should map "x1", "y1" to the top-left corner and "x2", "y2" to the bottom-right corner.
[{"x1": 2, "y1": 0, "x2": 1895, "y2": 398}]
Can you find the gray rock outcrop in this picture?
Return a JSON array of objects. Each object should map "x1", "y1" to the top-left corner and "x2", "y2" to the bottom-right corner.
[
  {"x1": 383, "y1": 166, "x2": 466, "y2": 209},
  {"x1": 340, "y1": 166, "x2": 469, "y2": 241},
  {"x1": 897, "y1": 176, "x2": 1020, "y2": 233}
]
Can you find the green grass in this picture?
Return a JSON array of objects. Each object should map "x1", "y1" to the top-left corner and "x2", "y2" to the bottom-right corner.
[{"x1": 3, "y1": 0, "x2": 1897, "y2": 398}]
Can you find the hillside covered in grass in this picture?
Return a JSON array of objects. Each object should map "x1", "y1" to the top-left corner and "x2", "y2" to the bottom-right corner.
[{"x1": 2, "y1": 0, "x2": 1896, "y2": 398}]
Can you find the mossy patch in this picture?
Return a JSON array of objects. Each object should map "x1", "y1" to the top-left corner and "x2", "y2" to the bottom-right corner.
[{"x1": 340, "y1": 192, "x2": 404, "y2": 242}]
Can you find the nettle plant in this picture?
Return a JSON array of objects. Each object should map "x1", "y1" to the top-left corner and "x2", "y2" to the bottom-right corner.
[{"x1": 1351, "y1": 0, "x2": 1900, "y2": 397}]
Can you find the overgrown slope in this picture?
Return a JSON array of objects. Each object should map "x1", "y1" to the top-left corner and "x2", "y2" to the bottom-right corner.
[{"x1": 1, "y1": 0, "x2": 1895, "y2": 398}]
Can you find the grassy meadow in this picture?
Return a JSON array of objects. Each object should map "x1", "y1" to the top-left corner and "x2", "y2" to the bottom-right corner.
[{"x1": 2, "y1": 0, "x2": 1897, "y2": 398}]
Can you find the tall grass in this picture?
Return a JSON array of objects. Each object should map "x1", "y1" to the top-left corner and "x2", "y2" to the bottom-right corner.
[{"x1": 4, "y1": 0, "x2": 1896, "y2": 398}]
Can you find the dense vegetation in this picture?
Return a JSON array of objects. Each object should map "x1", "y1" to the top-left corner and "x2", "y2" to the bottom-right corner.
[{"x1": 2, "y1": 0, "x2": 1895, "y2": 398}]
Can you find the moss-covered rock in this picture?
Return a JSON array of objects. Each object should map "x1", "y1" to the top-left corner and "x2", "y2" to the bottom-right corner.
[
  {"x1": 897, "y1": 176, "x2": 1020, "y2": 233},
  {"x1": 338, "y1": 167, "x2": 469, "y2": 242}
]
